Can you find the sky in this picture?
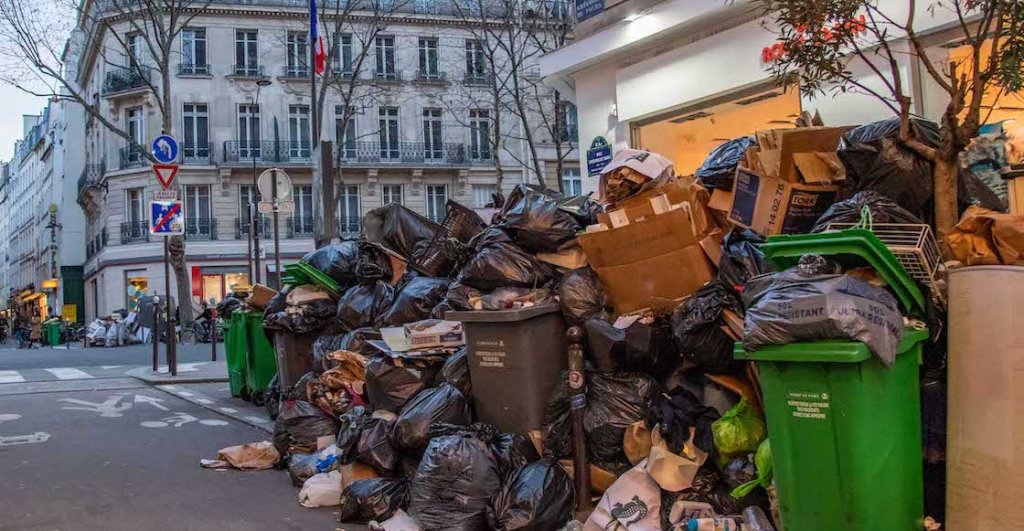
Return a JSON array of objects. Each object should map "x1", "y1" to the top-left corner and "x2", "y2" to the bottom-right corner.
[{"x1": 0, "y1": 85, "x2": 47, "y2": 162}]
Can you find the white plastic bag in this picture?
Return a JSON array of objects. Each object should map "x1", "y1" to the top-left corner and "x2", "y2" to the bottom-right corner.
[{"x1": 299, "y1": 470, "x2": 343, "y2": 508}]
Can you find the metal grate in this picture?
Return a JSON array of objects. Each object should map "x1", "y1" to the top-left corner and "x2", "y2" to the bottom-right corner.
[{"x1": 824, "y1": 222, "x2": 945, "y2": 305}]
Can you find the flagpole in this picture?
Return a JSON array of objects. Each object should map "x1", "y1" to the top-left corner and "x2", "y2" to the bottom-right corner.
[{"x1": 310, "y1": 0, "x2": 323, "y2": 245}]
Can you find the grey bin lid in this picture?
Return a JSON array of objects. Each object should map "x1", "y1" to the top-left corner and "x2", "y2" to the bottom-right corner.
[{"x1": 446, "y1": 303, "x2": 561, "y2": 323}]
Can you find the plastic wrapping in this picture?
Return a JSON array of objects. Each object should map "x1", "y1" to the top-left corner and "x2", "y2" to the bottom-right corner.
[
  {"x1": 287, "y1": 452, "x2": 320, "y2": 486},
  {"x1": 378, "y1": 276, "x2": 450, "y2": 327},
  {"x1": 557, "y1": 267, "x2": 610, "y2": 325},
  {"x1": 486, "y1": 459, "x2": 575, "y2": 531},
  {"x1": 409, "y1": 433, "x2": 503, "y2": 531},
  {"x1": 364, "y1": 204, "x2": 444, "y2": 260},
  {"x1": 671, "y1": 281, "x2": 743, "y2": 374},
  {"x1": 717, "y1": 228, "x2": 769, "y2": 292},
  {"x1": 337, "y1": 282, "x2": 395, "y2": 332},
  {"x1": 339, "y1": 477, "x2": 410, "y2": 523},
  {"x1": 711, "y1": 399, "x2": 766, "y2": 462},
  {"x1": 695, "y1": 136, "x2": 757, "y2": 190},
  {"x1": 457, "y1": 243, "x2": 554, "y2": 291},
  {"x1": 498, "y1": 185, "x2": 581, "y2": 253},
  {"x1": 302, "y1": 241, "x2": 362, "y2": 288},
  {"x1": 491, "y1": 431, "x2": 540, "y2": 481},
  {"x1": 393, "y1": 383, "x2": 472, "y2": 450}
]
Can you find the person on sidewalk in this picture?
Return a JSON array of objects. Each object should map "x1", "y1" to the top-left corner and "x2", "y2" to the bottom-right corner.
[{"x1": 29, "y1": 309, "x2": 41, "y2": 348}]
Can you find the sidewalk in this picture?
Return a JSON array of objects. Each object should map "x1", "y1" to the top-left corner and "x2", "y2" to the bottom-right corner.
[{"x1": 126, "y1": 360, "x2": 229, "y2": 384}]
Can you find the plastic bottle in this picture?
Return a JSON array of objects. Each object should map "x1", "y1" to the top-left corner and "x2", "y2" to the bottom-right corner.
[{"x1": 687, "y1": 517, "x2": 745, "y2": 531}]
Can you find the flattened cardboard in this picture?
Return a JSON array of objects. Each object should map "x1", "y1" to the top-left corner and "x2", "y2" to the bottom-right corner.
[
  {"x1": 728, "y1": 167, "x2": 840, "y2": 236},
  {"x1": 708, "y1": 188, "x2": 734, "y2": 212},
  {"x1": 597, "y1": 178, "x2": 710, "y2": 234},
  {"x1": 755, "y1": 127, "x2": 851, "y2": 183},
  {"x1": 591, "y1": 244, "x2": 714, "y2": 314},
  {"x1": 580, "y1": 209, "x2": 699, "y2": 268}
]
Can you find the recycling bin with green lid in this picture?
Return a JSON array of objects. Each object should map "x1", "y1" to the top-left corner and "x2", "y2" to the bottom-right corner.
[
  {"x1": 243, "y1": 311, "x2": 277, "y2": 404},
  {"x1": 221, "y1": 312, "x2": 249, "y2": 399},
  {"x1": 735, "y1": 229, "x2": 927, "y2": 531},
  {"x1": 42, "y1": 321, "x2": 61, "y2": 346}
]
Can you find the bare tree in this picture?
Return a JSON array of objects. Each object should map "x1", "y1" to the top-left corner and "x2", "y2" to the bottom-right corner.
[
  {"x1": 761, "y1": 0, "x2": 1024, "y2": 238},
  {"x1": 0, "y1": 0, "x2": 216, "y2": 324}
]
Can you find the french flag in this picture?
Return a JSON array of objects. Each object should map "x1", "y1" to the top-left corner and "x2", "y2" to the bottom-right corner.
[{"x1": 310, "y1": 0, "x2": 326, "y2": 75}]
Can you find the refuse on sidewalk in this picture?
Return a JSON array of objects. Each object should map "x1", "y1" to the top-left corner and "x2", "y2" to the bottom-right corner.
[{"x1": 197, "y1": 115, "x2": 1018, "y2": 531}]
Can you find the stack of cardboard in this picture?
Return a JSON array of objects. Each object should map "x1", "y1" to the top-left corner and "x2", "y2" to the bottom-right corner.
[{"x1": 711, "y1": 126, "x2": 850, "y2": 236}]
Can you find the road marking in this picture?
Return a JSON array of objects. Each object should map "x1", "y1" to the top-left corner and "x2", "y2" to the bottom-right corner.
[
  {"x1": 194, "y1": 398, "x2": 213, "y2": 405},
  {"x1": 0, "y1": 432, "x2": 50, "y2": 446},
  {"x1": 245, "y1": 416, "x2": 266, "y2": 424},
  {"x1": 58, "y1": 394, "x2": 132, "y2": 417},
  {"x1": 218, "y1": 407, "x2": 238, "y2": 414},
  {"x1": 134, "y1": 395, "x2": 169, "y2": 411},
  {"x1": 0, "y1": 371, "x2": 25, "y2": 384},
  {"x1": 141, "y1": 412, "x2": 228, "y2": 428},
  {"x1": 44, "y1": 368, "x2": 95, "y2": 380},
  {"x1": 0, "y1": 413, "x2": 22, "y2": 423},
  {"x1": 100, "y1": 365, "x2": 125, "y2": 370}
]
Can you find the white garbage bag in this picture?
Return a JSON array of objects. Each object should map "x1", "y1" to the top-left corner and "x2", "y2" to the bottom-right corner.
[{"x1": 299, "y1": 470, "x2": 343, "y2": 508}]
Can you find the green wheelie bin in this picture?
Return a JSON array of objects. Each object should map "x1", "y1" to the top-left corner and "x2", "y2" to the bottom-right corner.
[
  {"x1": 243, "y1": 311, "x2": 277, "y2": 405},
  {"x1": 222, "y1": 312, "x2": 249, "y2": 399},
  {"x1": 735, "y1": 229, "x2": 927, "y2": 531},
  {"x1": 42, "y1": 321, "x2": 62, "y2": 346}
]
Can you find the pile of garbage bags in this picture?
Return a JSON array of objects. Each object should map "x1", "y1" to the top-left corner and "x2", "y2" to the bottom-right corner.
[{"x1": 85, "y1": 310, "x2": 144, "y2": 347}]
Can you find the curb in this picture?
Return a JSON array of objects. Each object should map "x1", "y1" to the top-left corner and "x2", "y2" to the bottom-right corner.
[
  {"x1": 153, "y1": 384, "x2": 274, "y2": 433},
  {"x1": 126, "y1": 366, "x2": 230, "y2": 385}
]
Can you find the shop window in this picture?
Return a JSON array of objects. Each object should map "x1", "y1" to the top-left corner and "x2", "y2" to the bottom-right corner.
[{"x1": 125, "y1": 272, "x2": 148, "y2": 311}]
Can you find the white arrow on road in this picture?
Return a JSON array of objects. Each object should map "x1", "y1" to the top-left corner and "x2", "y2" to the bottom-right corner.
[
  {"x1": 134, "y1": 395, "x2": 169, "y2": 411},
  {"x1": 58, "y1": 394, "x2": 132, "y2": 417}
]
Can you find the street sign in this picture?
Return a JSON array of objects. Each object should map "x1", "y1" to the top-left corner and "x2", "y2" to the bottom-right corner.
[
  {"x1": 586, "y1": 136, "x2": 613, "y2": 176},
  {"x1": 154, "y1": 189, "x2": 178, "y2": 201},
  {"x1": 150, "y1": 200, "x2": 185, "y2": 235},
  {"x1": 257, "y1": 200, "x2": 274, "y2": 215},
  {"x1": 152, "y1": 164, "x2": 179, "y2": 189},
  {"x1": 152, "y1": 135, "x2": 179, "y2": 164},
  {"x1": 257, "y1": 168, "x2": 292, "y2": 200},
  {"x1": 277, "y1": 199, "x2": 295, "y2": 214}
]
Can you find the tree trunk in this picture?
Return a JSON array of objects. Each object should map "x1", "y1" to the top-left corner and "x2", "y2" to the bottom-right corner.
[
  {"x1": 933, "y1": 154, "x2": 960, "y2": 242},
  {"x1": 160, "y1": 63, "x2": 193, "y2": 325}
]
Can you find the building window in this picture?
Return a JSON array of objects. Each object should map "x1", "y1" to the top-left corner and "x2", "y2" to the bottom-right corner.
[
  {"x1": 126, "y1": 32, "x2": 143, "y2": 67},
  {"x1": 561, "y1": 167, "x2": 582, "y2": 195},
  {"x1": 465, "y1": 40, "x2": 486, "y2": 80},
  {"x1": 333, "y1": 33, "x2": 353, "y2": 75},
  {"x1": 234, "y1": 30, "x2": 259, "y2": 75},
  {"x1": 126, "y1": 188, "x2": 145, "y2": 224},
  {"x1": 182, "y1": 103, "x2": 209, "y2": 160},
  {"x1": 422, "y1": 108, "x2": 443, "y2": 160},
  {"x1": 239, "y1": 185, "x2": 256, "y2": 225},
  {"x1": 426, "y1": 185, "x2": 447, "y2": 222},
  {"x1": 292, "y1": 185, "x2": 313, "y2": 234},
  {"x1": 125, "y1": 272, "x2": 148, "y2": 309},
  {"x1": 375, "y1": 36, "x2": 396, "y2": 77},
  {"x1": 381, "y1": 184, "x2": 403, "y2": 206},
  {"x1": 125, "y1": 106, "x2": 144, "y2": 164},
  {"x1": 335, "y1": 106, "x2": 357, "y2": 159},
  {"x1": 469, "y1": 109, "x2": 491, "y2": 161},
  {"x1": 418, "y1": 38, "x2": 439, "y2": 78},
  {"x1": 378, "y1": 107, "x2": 399, "y2": 160},
  {"x1": 337, "y1": 184, "x2": 361, "y2": 234},
  {"x1": 237, "y1": 104, "x2": 261, "y2": 158},
  {"x1": 288, "y1": 104, "x2": 311, "y2": 158},
  {"x1": 180, "y1": 28, "x2": 207, "y2": 74},
  {"x1": 184, "y1": 185, "x2": 212, "y2": 236},
  {"x1": 286, "y1": 31, "x2": 309, "y2": 76},
  {"x1": 472, "y1": 184, "x2": 497, "y2": 208},
  {"x1": 557, "y1": 102, "x2": 578, "y2": 141}
]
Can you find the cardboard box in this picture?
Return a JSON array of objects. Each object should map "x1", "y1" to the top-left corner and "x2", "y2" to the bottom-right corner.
[
  {"x1": 597, "y1": 178, "x2": 711, "y2": 235},
  {"x1": 728, "y1": 167, "x2": 840, "y2": 236},
  {"x1": 754, "y1": 127, "x2": 850, "y2": 183},
  {"x1": 708, "y1": 189, "x2": 733, "y2": 212},
  {"x1": 249, "y1": 284, "x2": 277, "y2": 310},
  {"x1": 579, "y1": 209, "x2": 713, "y2": 314}
]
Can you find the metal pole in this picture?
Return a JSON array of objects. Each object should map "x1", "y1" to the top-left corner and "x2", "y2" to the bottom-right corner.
[
  {"x1": 252, "y1": 158, "x2": 261, "y2": 285},
  {"x1": 210, "y1": 312, "x2": 217, "y2": 362},
  {"x1": 152, "y1": 298, "x2": 159, "y2": 371},
  {"x1": 566, "y1": 326, "x2": 593, "y2": 514},
  {"x1": 246, "y1": 203, "x2": 254, "y2": 284},
  {"x1": 272, "y1": 169, "x2": 282, "y2": 292},
  {"x1": 164, "y1": 237, "x2": 176, "y2": 377}
]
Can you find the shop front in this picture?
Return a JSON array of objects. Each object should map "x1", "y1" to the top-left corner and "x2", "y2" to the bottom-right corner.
[{"x1": 191, "y1": 266, "x2": 250, "y2": 305}]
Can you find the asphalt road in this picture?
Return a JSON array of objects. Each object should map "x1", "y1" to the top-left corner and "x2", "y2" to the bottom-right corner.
[{"x1": 0, "y1": 341, "x2": 216, "y2": 370}]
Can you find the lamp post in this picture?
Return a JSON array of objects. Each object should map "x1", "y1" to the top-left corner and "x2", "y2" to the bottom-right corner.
[{"x1": 250, "y1": 77, "x2": 272, "y2": 286}]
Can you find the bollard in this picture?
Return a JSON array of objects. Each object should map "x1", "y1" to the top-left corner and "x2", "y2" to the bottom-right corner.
[
  {"x1": 210, "y1": 316, "x2": 218, "y2": 362},
  {"x1": 566, "y1": 325, "x2": 592, "y2": 514}
]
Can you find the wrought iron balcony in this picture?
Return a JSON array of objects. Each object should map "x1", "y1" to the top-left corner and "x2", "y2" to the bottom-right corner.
[
  {"x1": 282, "y1": 65, "x2": 311, "y2": 78},
  {"x1": 77, "y1": 161, "x2": 106, "y2": 195},
  {"x1": 336, "y1": 216, "x2": 362, "y2": 237},
  {"x1": 185, "y1": 219, "x2": 218, "y2": 240},
  {"x1": 120, "y1": 221, "x2": 150, "y2": 244},
  {"x1": 289, "y1": 216, "x2": 315, "y2": 238},
  {"x1": 469, "y1": 148, "x2": 495, "y2": 163},
  {"x1": 335, "y1": 141, "x2": 471, "y2": 166},
  {"x1": 234, "y1": 217, "x2": 271, "y2": 239},
  {"x1": 223, "y1": 141, "x2": 314, "y2": 165},
  {"x1": 414, "y1": 70, "x2": 448, "y2": 84},
  {"x1": 181, "y1": 143, "x2": 214, "y2": 165},
  {"x1": 231, "y1": 64, "x2": 264, "y2": 77},
  {"x1": 103, "y1": 65, "x2": 152, "y2": 96},
  {"x1": 119, "y1": 146, "x2": 147, "y2": 169},
  {"x1": 178, "y1": 63, "x2": 211, "y2": 76}
]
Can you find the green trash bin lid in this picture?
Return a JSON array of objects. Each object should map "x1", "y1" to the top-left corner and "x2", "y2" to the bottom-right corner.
[
  {"x1": 760, "y1": 229, "x2": 926, "y2": 315},
  {"x1": 734, "y1": 328, "x2": 928, "y2": 363},
  {"x1": 282, "y1": 262, "x2": 342, "y2": 298}
]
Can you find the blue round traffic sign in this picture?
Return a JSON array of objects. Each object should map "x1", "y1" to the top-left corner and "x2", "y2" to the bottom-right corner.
[{"x1": 152, "y1": 135, "x2": 179, "y2": 164}]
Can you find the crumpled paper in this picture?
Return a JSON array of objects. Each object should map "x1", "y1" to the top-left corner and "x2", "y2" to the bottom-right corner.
[
  {"x1": 946, "y1": 206, "x2": 1024, "y2": 265},
  {"x1": 200, "y1": 440, "x2": 280, "y2": 470}
]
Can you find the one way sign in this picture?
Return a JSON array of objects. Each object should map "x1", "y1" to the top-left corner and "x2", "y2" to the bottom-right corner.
[{"x1": 150, "y1": 200, "x2": 185, "y2": 235}]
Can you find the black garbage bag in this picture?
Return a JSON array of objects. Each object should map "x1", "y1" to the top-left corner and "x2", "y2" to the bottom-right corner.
[
  {"x1": 377, "y1": 276, "x2": 451, "y2": 328},
  {"x1": 492, "y1": 432, "x2": 540, "y2": 481},
  {"x1": 364, "y1": 355, "x2": 443, "y2": 413},
  {"x1": 364, "y1": 203, "x2": 444, "y2": 260},
  {"x1": 718, "y1": 228, "x2": 769, "y2": 292},
  {"x1": 434, "y1": 349, "x2": 471, "y2": 397},
  {"x1": 812, "y1": 190, "x2": 925, "y2": 232},
  {"x1": 558, "y1": 267, "x2": 610, "y2": 325},
  {"x1": 337, "y1": 282, "x2": 395, "y2": 332},
  {"x1": 437, "y1": 282, "x2": 482, "y2": 313},
  {"x1": 265, "y1": 374, "x2": 282, "y2": 420},
  {"x1": 338, "y1": 477, "x2": 410, "y2": 523},
  {"x1": 412, "y1": 237, "x2": 470, "y2": 278},
  {"x1": 498, "y1": 185, "x2": 581, "y2": 253},
  {"x1": 409, "y1": 433, "x2": 503, "y2": 531},
  {"x1": 543, "y1": 369, "x2": 660, "y2": 473},
  {"x1": 695, "y1": 136, "x2": 757, "y2": 190},
  {"x1": 354, "y1": 242, "x2": 394, "y2": 283},
  {"x1": 264, "y1": 298, "x2": 337, "y2": 334},
  {"x1": 557, "y1": 193, "x2": 601, "y2": 227},
  {"x1": 301, "y1": 241, "x2": 361, "y2": 288},
  {"x1": 458, "y1": 243, "x2": 554, "y2": 291},
  {"x1": 264, "y1": 285, "x2": 292, "y2": 316},
  {"x1": 273, "y1": 400, "x2": 341, "y2": 457},
  {"x1": 337, "y1": 327, "x2": 383, "y2": 357},
  {"x1": 336, "y1": 406, "x2": 372, "y2": 463},
  {"x1": 487, "y1": 458, "x2": 575, "y2": 531},
  {"x1": 468, "y1": 226, "x2": 514, "y2": 251},
  {"x1": 287, "y1": 452, "x2": 320, "y2": 487},
  {"x1": 668, "y1": 462, "x2": 770, "y2": 517},
  {"x1": 312, "y1": 334, "x2": 346, "y2": 374},
  {"x1": 356, "y1": 416, "x2": 401, "y2": 472},
  {"x1": 393, "y1": 383, "x2": 472, "y2": 450},
  {"x1": 584, "y1": 317, "x2": 679, "y2": 376},
  {"x1": 647, "y1": 387, "x2": 720, "y2": 454},
  {"x1": 216, "y1": 296, "x2": 243, "y2": 319},
  {"x1": 672, "y1": 281, "x2": 744, "y2": 374}
]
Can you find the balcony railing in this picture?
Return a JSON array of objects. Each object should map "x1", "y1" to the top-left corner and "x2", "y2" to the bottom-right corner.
[
  {"x1": 288, "y1": 216, "x2": 315, "y2": 237},
  {"x1": 119, "y1": 146, "x2": 147, "y2": 169},
  {"x1": 178, "y1": 63, "x2": 211, "y2": 76},
  {"x1": 235, "y1": 217, "x2": 270, "y2": 239},
  {"x1": 282, "y1": 65, "x2": 310, "y2": 78},
  {"x1": 414, "y1": 70, "x2": 448, "y2": 84},
  {"x1": 335, "y1": 141, "x2": 474, "y2": 166},
  {"x1": 374, "y1": 70, "x2": 403, "y2": 82},
  {"x1": 120, "y1": 221, "x2": 149, "y2": 244},
  {"x1": 103, "y1": 65, "x2": 152, "y2": 96},
  {"x1": 181, "y1": 143, "x2": 214, "y2": 165},
  {"x1": 337, "y1": 216, "x2": 362, "y2": 237},
  {"x1": 231, "y1": 64, "x2": 264, "y2": 77},
  {"x1": 185, "y1": 219, "x2": 218, "y2": 240},
  {"x1": 464, "y1": 72, "x2": 494, "y2": 86},
  {"x1": 223, "y1": 140, "x2": 314, "y2": 164},
  {"x1": 78, "y1": 161, "x2": 106, "y2": 195}
]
